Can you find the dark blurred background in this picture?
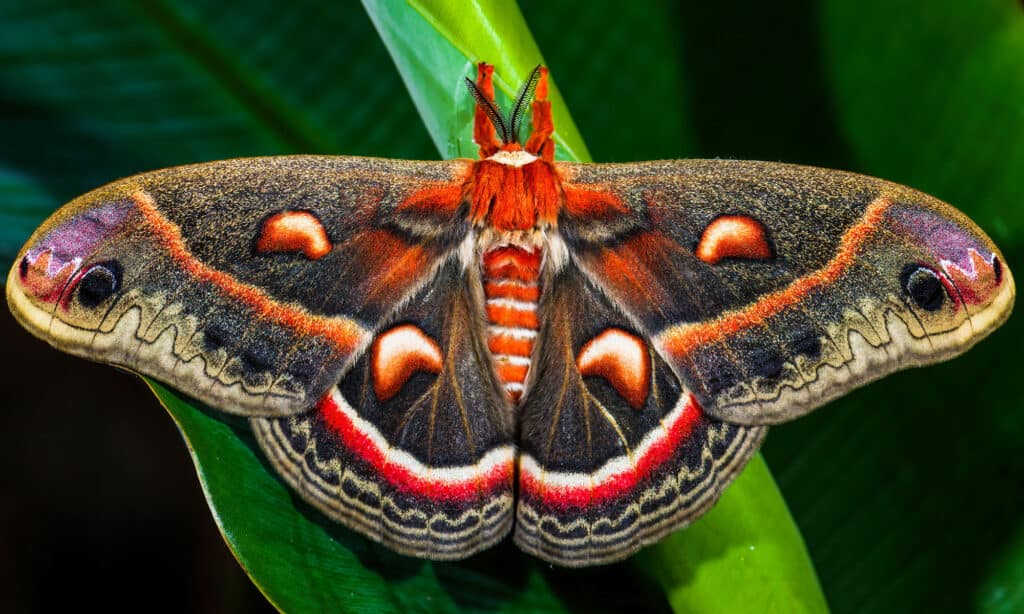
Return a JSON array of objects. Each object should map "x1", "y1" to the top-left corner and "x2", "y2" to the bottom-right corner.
[{"x1": 1, "y1": 1, "x2": 1022, "y2": 612}]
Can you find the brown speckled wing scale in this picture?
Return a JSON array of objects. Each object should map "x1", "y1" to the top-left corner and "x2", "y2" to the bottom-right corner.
[
  {"x1": 556, "y1": 160, "x2": 1015, "y2": 425},
  {"x1": 7, "y1": 156, "x2": 472, "y2": 417}
]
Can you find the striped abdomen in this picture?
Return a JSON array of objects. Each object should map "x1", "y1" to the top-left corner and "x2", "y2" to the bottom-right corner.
[{"x1": 482, "y1": 245, "x2": 542, "y2": 404}]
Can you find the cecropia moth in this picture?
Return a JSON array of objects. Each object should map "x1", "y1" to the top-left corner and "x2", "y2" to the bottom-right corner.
[{"x1": 6, "y1": 63, "x2": 1014, "y2": 567}]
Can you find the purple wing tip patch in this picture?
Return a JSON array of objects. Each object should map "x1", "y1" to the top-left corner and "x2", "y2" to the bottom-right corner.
[
  {"x1": 15, "y1": 201, "x2": 132, "y2": 306},
  {"x1": 893, "y1": 206, "x2": 1009, "y2": 309}
]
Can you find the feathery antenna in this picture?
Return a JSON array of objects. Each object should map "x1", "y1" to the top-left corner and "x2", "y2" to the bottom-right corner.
[
  {"x1": 465, "y1": 77, "x2": 510, "y2": 143},
  {"x1": 509, "y1": 65, "x2": 543, "y2": 145}
]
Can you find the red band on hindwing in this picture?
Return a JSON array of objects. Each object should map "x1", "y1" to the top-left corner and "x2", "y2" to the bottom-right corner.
[
  {"x1": 519, "y1": 394, "x2": 705, "y2": 508},
  {"x1": 318, "y1": 388, "x2": 514, "y2": 502}
]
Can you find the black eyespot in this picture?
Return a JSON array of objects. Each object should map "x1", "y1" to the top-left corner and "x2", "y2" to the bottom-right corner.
[
  {"x1": 76, "y1": 260, "x2": 122, "y2": 308},
  {"x1": 993, "y1": 256, "x2": 1003, "y2": 284},
  {"x1": 18, "y1": 255, "x2": 29, "y2": 279},
  {"x1": 901, "y1": 264, "x2": 947, "y2": 311}
]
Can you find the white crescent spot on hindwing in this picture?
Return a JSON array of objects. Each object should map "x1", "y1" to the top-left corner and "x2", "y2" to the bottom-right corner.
[
  {"x1": 576, "y1": 328, "x2": 651, "y2": 410},
  {"x1": 371, "y1": 324, "x2": 443, "y2": 402}
]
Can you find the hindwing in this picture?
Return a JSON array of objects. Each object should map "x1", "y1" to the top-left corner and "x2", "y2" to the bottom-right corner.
[
  {"x1": 253, "y1": 259, "x2": 515, "y2": 560},
  {"x1": 515, "y1": 265, "x2": 765, "y2": 566}
]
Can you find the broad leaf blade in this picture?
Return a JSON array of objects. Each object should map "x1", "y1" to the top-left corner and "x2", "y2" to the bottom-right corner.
[
  {"x1": 635, "y1": 455, "x2": 828, "y2": 613},
  {"x1": 364, "y1": 0, "x2": 588, "y2": 162}
]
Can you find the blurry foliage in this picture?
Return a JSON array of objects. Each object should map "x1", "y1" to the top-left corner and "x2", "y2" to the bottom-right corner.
[{"x1": 1, "y1": 1, "x2": 1022, "y2": 612}]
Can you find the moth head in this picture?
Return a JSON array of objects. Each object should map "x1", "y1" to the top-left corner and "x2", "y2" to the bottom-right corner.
[
  {"x1": 465, "y1": 64, "x2": 543, "y2": 147},
  {"x1": 7, "y1": 196, "x2": 138, "y2": 348},
  {"x1": 465, "y1": 62, "x2": 560, "y2": 166}
]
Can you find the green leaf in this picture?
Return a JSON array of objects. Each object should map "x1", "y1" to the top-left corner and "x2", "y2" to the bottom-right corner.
[
  {"x1": 364, "y1": 0, "x2": 589, "y2": 162},
  {"x1": 821, "y1": 0, "x2": 1024, "y2": 246},
  {"x1": 635, "y1": 455, "x2": 828, "y2": 613},
  {"x1": 148, "y1": 380, "x2": 572, "y2": 613}
]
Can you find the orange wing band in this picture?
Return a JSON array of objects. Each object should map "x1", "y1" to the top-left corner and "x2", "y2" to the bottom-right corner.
[
  {"x1": 661, "y1": 196, "x2": 893, "y2": 357},
  {"x1": 132, "y1": 190, "x2": 364, "y2": 354}
]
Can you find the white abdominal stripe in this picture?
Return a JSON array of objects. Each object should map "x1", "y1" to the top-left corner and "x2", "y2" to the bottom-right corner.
[
  {"x1": 486, "y1": 297, "x2": 537, "y2": 311},
  {"x1": 488, "y1": 325, "x2": 537, "y2": 339},
  {"x1": 493, "y1": 354, "x2": 531, "y2": 366}
]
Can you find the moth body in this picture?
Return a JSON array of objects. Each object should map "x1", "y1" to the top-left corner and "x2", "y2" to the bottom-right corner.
[
  {"x1": 480, "y1": 243, "x2": 543, "y2": 404},
  {"x1": 471, "y1": 148, "x2": 568, "y2": 405},
  {"x1": 6, "y1": 62, "x2": 1014, "y2": 567}
]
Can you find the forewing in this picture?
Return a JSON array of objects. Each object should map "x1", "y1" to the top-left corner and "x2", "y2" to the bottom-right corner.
[
  {"x1": 556, "y1": 160, "x2": 1014, "y2": 425},
  {"x1": 253, "y1": 260, "x2": 515, "y2": 560},
  {"x1": 515, "y1": 265, "x2": 765, "y2": 566},
  {"x1": 7, "y1": 155, "x2": 472, "y2": 416}
]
